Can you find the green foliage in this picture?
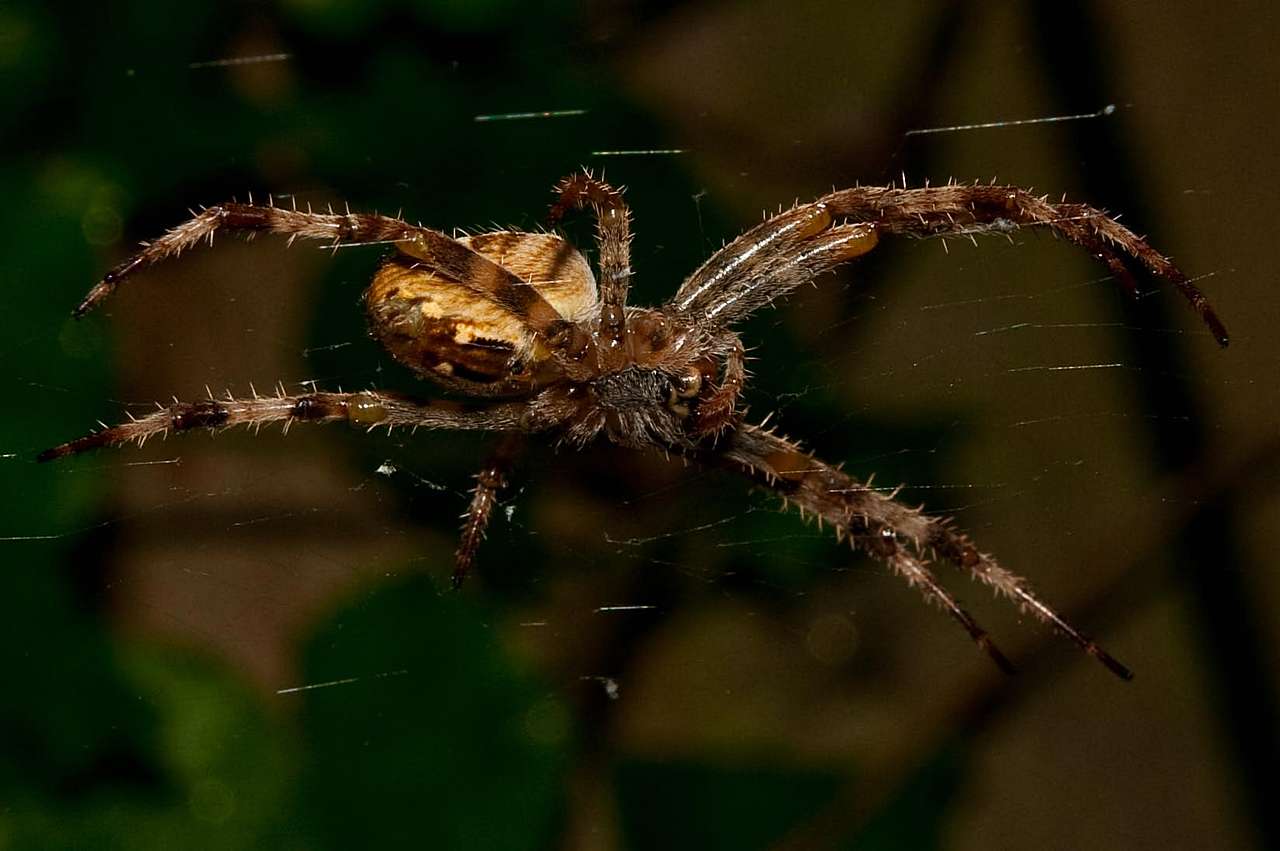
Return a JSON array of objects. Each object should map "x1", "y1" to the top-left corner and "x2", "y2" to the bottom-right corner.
[
  {"x1": 617, "y1": 759, "x2": 842, "y2": 851},
  {"x1": 296, "y1": 576, "x2": 568, "y2": 850}
]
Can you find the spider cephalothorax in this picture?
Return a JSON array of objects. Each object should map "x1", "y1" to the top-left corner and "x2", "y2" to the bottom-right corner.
[{"x1": 44, "y1": 172, "x2": 1227, "y2": 679}]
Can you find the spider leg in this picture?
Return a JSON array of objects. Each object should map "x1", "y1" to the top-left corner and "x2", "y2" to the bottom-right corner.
[
  {"x1": 673, "y1": 220, "x2": 879, "y2": 326},
  {"x1": 453, "y1": 434, "x2": 523, "y2": 589},
  {"x1": 693, "y1": 421, "x2": 1130, "y2": 679},
  {"x1": 822, "y1": 184, "x2": 1226, "y2": 346},
  {"x1": 921, "y1": 519, "x2": 1134, "y2": 680},
  {"x1": 76, "y1": 202, "x2": 566, "y2": 334},
  {"x1": 873, "y1": 537, "x2": 1016, "y2": 676},
  {"x1": 673, "y1": 183, "x2": 1226, "y2": 346},
  {"x1": 673, "y1": 204, "x2": 870, "y2": 318},
  {"x1": 547, "y1": 172, "x2": 633, "y2": 355},
  {"x1": 37, "y1": 390, "x2": 534, "y2": 462}
]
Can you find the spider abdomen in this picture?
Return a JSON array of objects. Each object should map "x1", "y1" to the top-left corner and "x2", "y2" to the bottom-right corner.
[
  {"x1": 366, "y1": 257, "x2": 533, "y2": 392},
  {"x1": 365, "y1": 230, "x2": 604, "y2": 396}
]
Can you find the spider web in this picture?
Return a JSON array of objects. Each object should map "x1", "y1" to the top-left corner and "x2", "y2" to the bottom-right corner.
[{"x1": 2, "y1": 3, "x2": 1276, "y2": 850}]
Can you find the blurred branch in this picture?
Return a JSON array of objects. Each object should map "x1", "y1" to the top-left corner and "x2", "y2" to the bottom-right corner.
[{"x1": 1029, "y1": 3, "x2": 1280, "y2": 846}]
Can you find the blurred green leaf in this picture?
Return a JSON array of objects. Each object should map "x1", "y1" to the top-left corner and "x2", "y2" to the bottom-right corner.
[
  {"x1": 296, "y1": 575, "x2": 568, "y2": 850},
  {"x1": 616, "y1": 758, "x2": 842, "y2": 851},
  {"x1": 0, "y1": 645, "x2": 293, "y2": 851}
]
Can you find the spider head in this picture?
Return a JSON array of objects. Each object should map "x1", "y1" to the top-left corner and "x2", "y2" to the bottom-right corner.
[{"x1": 577, "y1": 309, "x2": 736, "y2": 447}]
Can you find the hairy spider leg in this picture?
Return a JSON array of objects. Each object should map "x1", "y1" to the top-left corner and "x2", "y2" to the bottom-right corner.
[
  {"x1": 703, "y1": 422, "x2": 1131, "y2": 679},
  {"x1": 454, "y1": 434, "x2": 524, "y2": 588},
  {"x1": 548, "y1": 172, "x2": 633, "y2": 358},
  {"x1": 75, "y1": 201, "x2": 568, "y2": 337},
  {"x1": 673, "y1": 203, "x2": 845, "y2": 318},
  {"x1": 821, "y1": 184, "x2": 1228, "y2": 346},
  {"x1": 37, "y1": 390, "x2": 534, "y2": 462},
  {"x1": 673, "y1": 220, "x2": 879, "y2": 327},
  {"x1": 673, "y1": 184, "x2": 1226, "y2": 346}
]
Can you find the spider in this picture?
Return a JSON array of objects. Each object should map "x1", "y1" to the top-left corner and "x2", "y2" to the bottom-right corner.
[{"x1": 41, "y1": 172, "x2": 1228, "y2": 680}]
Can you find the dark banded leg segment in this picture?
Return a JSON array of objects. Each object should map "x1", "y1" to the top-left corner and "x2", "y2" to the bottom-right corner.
[
  {"x1": 926, "y1": 528, "x2": 1134, "y2": 680},
  {"x1": 694, "y1": 421, "x2": 1131, "y2": 679},
  {"x1": 38, "y1": 390, "x2": 530, "y2": 462},
  {"x1": 820, "y1": 183, "x2": 1228, "y2": 347},
  {"x1": 75, "y1": 201, "x2": 565, "y2": 334},
  {"x1": 453, "y1": 434, "x2": 524, "y2": 589},
  {"x1": 876, "y1": 542, "x2": 1016, "y2": 676}
]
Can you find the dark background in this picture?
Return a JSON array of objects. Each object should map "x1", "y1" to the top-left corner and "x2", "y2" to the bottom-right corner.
[{"x1": 2, "y1": 1, "x2": 1277, "y2": 849}]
